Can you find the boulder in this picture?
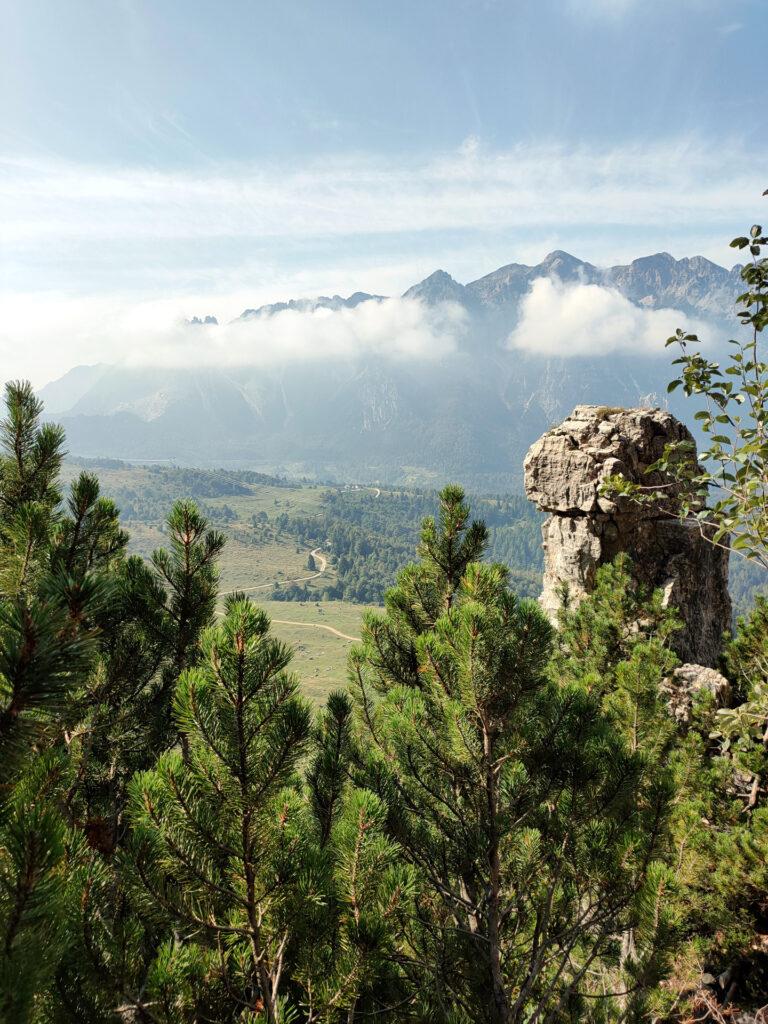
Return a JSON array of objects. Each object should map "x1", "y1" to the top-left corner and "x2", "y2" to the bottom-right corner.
[
  {"x1": 663, "y1": 663, "x2": 732, "y2": 726},
  {"x1": 524, "y1": 405, "x2": 731, "y2": 667}
]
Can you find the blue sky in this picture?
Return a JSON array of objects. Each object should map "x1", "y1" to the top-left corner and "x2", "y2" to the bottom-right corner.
[
  {"x1": 1, "y1": 0, "x2": 766, "y2": 383},
  {"x1": 3, "y1": 0, "x2": 763, "y2": 163}
]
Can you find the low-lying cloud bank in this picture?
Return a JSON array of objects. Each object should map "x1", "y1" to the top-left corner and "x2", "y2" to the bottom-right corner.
[
  {"x1": 130, "y1": 298, "x2": 466, "y2": 369},
  {"x1": 507, "y1": 278, "x2": 708, "y2": 358},
  {"x1": 1, "y1": 295, "x2": 468, "y2": 386},
  {"x1": 4, "y1": 278, "x2": 717, "y2": 390}
]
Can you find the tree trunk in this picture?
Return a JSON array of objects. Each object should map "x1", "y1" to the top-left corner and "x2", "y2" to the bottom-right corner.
[{"x1": 484, "y1": 718, "x2": 511, "y2": 1024}]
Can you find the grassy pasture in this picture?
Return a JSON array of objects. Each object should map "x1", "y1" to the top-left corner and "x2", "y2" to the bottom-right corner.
[
  {"x1": 250, "y1": 599, "x2": 374, "y2": 704},
  {"x1": 64, "y1": 462, "x2": 373, "y2": 705},
  {"x1": 216, "y1": 536, "x2": 330, "y2": 594}
]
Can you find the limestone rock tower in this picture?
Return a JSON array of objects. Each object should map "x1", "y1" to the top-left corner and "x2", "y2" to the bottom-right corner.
[{"x1": 524, "y1": 405, "x2": 731, "y2": 667}]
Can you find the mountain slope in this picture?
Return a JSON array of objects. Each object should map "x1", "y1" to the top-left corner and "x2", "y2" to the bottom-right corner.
[{"x1": 40, "y1": 249, "x2": 741, "y2": 489}]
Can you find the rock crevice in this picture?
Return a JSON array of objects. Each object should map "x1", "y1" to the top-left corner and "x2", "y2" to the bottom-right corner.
[{"x1": 524, "y1": 405, "x2": 731, "y2": 667}]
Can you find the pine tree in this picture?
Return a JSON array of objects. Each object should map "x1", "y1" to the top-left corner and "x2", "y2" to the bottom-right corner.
[
  {"x1": 554, "y1": 559, "x2": 768, "y2": 1016},
  {"x1": 0, "y1": 382, "x2": 121, "y2": 1019},
  {"x1": 550, "y1": 554, "x2": 681, "y2": 702},
  {"x1": 350, "y1": 488, "x2": 673, "y2": 1024},
  {"x1": 658, "y1": 598, "x2": 768, "y2": 1013},
  {"x1": 299, "y1": 690, "x2": 415, "y2": 1022},
  {"x1": 125, "y1": 599, "x2": 412, "y2": 1022},
  {"x1": 354, "y1": 484, "x2": 487, "y2": 696},
  {"x1": 552, "y1": 558, "x2": 682, "y2": 1020},
  {"x1": 151, "y1": 501, "x2": 224, "y2": 731},
  {"x1": 0, "y1": 381, "x2": 63, "y2": 527},
  {"x1": 122, "y1": 596, "x2": 312, "y2": 1019},
  {"x1": 53, "y1": 503, "x2": 226, "y2": 1021},
  {"x1": 0, "y1": 380, "x2": 228, "y2": 1020}
]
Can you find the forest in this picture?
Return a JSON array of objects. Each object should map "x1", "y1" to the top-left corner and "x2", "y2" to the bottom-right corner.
[
  {"x1": 62, "y1": 457, "x2": 766, "y2": 615},
  {"x1": 1, "y1": 223, "x2": 767, "y2": 1023},
  {"x1": 272, "y1": 490, "x2": 542, "y2": 603},
  {"x1": 60, "y1": 461, "x2": 545, "y2": 607}
]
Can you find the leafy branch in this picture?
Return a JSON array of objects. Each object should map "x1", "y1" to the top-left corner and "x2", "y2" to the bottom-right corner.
[{"x1": 604, "y1": 193, "x2": 768, "y2": 572}]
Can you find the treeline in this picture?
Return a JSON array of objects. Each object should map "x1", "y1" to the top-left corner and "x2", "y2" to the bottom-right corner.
[
  {"x1": 729, "y1": 556, "x2": 768, "y2": 619},
  {"x1": 2, "y1": 382, "x2": 768, "y2": 1022},
  {"x1": 66, "y1": 461, "x2": 293, "y2": 523},
  {"x1": 280, "y1": 489, "x2": 543, "y2": 603}
]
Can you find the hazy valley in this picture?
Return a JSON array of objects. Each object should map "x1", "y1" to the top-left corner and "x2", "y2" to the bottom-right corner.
[{"x1": 41, "y1": 249, "x2": 742, "y2": 490}]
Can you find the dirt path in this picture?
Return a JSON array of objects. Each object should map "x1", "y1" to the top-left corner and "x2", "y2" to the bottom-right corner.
[
  {"x1": 270, "y1": 619, "x2": 361, "y2": 643},
  {"x1": 222, "y1": 482, "x2": 379, "y2": 602},
  {"x1": 223, "y1": 547, "x2": 327, "y2": 596}
]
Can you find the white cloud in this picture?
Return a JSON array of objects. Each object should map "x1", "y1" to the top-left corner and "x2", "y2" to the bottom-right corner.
[
  {"x1": 134, "y1": 298, "x2": 466, "y2": 369},
  {"x1": 0, "y1": 293, "x2": 466, "y2": 387},
  {"x1": 458, "y1": 134, "x2": 481, "y2": 158},
  {"x1": 0, "y1": 136, "x2": 760, "y2": 385},
  {"x1": 0, "y1": 138, "x2": 761, "y2": 248},
  {"x1": 507, "y1": 278, "x2": 708, "y2": 358}
]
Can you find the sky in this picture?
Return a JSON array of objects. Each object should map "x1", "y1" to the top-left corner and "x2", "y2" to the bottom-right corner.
[{"x1": 1, "y1": 0, "x2": 766, "y2": 385}]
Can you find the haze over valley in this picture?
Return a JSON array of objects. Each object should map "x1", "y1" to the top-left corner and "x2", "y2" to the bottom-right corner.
[
  {"x1": 40, "y1": 247, "x2": 741, "y2": 489},
  {"x1": 5, "y1": 1, "x2": 768, "y2": 1020}
]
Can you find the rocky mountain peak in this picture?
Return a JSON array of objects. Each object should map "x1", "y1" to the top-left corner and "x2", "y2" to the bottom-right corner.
[
  {"x1": 537, "y1": 250, "x2": 599, "y2": 284},
  {"x1": 186, "y1": 315, "x2": 219, "y2": 326},
  {"x1": 605, "y1": 251, "x2": 741, "y2": 316},
  {"x1": 239, "y1": 292, "x2": 384, "y2": 320},
  {"x1": 541, "y1": 250, "x2": 592, "y2": 272},
  {"x1": 402, "y1": 269, "x2": 469, "y2": 305},
  {"x1": 635, "y1": 251, "x2": 675, "y2": 266},
  {"x1": 230, "y1": 249, "x2": 739, "y2": 322}
]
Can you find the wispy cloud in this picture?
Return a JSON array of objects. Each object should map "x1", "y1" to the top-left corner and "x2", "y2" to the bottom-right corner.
[
  {"x1": 508, "y1": 278, "x2": 708, "y2": 358},
  {"x1": 0, "y1": 138, "x2": 762, "y2": 248},
  {"x1": 0, "y1": 136, "x2": 762, "y2": 386}
]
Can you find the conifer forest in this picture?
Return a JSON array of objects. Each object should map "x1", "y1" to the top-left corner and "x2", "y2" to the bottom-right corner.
[
  {"x1": 3, "y1": 2, "x2": 768, "y2": 1017},
  {"x1": 1, "y1": 219, "x2": 768, "y2": 1023}
]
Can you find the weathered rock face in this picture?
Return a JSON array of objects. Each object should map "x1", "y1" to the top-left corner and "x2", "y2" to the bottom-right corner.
[
  {"x1": 524, "y1": 405, "x2": 732, "y2": 667},
  {"x1": 663, "y1": 664, "x2": 732, "y2": 727}
]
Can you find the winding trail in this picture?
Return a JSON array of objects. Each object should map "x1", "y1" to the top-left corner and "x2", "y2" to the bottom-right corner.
[
  {"x1": 270, "y1": 619, "x2": 361, "y2": 643},
  {"x1": 224, "y1": 544, "x2": 361, "y2": 642},
  {"x1": 221, "y1": 484, "x2": 380, "y2": 634},
  {"x1": 223, "y1": 548, "x2": 327, "y2": 596}
]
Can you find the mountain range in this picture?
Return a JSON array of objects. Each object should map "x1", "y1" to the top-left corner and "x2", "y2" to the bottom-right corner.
[{"x1": 40, "y1": 250, "x2": 742, "y2": 491}]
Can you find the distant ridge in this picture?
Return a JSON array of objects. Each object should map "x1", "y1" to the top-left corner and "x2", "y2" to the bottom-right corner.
[
  {"x1": 39, "y1": 248, "x2": 743, "y2": 490},
  {"x1": 240, "y1": 292, "x2": 385, "y2": 320},
  {"x1": 232, "y1": 249, "x2": 740, "y2": 323}
]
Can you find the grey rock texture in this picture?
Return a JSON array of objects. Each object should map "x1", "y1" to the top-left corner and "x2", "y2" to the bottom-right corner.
[
  {"x1": 663, "y1": 664, "x2": 732, "y2": 726},
  {"x1": 524, "y1": 405, "x2": 732, "y2": 667},
  {"x1": 402, "y1": 269, "x2": 473, "y2": 306}
]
